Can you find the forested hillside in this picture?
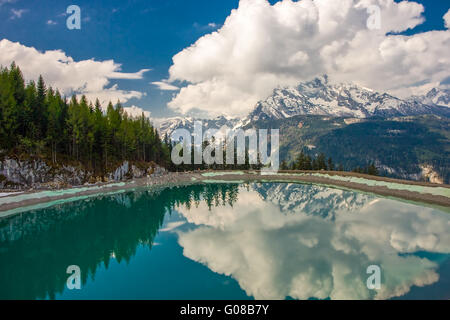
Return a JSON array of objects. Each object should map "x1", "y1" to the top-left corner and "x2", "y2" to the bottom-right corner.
[
  {"x1": 248, "y1": 115, "x2": 449, "y2": 183},
  {"x1": 0, "y1": 63, "x2": 170, "y2": 176}
]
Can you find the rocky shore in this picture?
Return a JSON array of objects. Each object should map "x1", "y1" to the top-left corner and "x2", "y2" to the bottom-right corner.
[{"x1": 0, "y1": 156, "x2": 166, "y2": 190}]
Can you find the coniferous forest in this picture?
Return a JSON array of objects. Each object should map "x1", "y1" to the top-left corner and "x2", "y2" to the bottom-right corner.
[{"x1": 0, "y1": 63, "x2": 170, "y2": 175}]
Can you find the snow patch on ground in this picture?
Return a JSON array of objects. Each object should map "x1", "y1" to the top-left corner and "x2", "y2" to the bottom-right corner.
[
  {"x1": 0, "y1": 192, "x2": 23, "y2": 197},
  {"x1": 310, "y1": 174, "x2": 449, "y2": 198},
  {"x1": 0, "y1": 183, "x2": 126, "y2": 206},
  {"x1": 202, "y1": 171, "x2": 245, "y2": 177}
]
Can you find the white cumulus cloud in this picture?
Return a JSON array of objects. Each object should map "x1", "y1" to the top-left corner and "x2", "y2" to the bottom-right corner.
[
  {"x1": 166, "y1": 0, "x2": 450, "y2": 118},
  {"x1": 123, "y1": 105, "x2": 151, "y2": 119},
  {"x1": 444, "y1": 9, "x2": 450, "y2": 29},
  {"x1": 0, "y1": 39, "x2": 150, "y2": 107}
]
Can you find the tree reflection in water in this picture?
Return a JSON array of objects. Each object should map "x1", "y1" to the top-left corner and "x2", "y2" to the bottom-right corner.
[{"x1": 0, "y1": 184, "x2": 239, "y2": 300}]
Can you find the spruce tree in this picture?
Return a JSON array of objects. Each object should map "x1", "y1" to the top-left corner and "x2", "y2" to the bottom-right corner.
[
  {"x1": 327, "y1": 157, "x2": 334, "y2": 171},
  {"x1": 36, "y1": 75, "x2": 47, "y2": 139}
]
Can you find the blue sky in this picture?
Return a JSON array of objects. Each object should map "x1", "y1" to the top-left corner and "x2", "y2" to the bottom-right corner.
[
  {"x1": 0, "y1": 0, "x2": 449, "y2": 119},
  {"x1": 1, "y1": 0, "x2": 246, "y2": 117}
]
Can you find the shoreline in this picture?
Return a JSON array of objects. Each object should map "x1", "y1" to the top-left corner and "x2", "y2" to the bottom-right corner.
[{"x1": 0, "y1": 171, "x2": 449, "y2": 218}]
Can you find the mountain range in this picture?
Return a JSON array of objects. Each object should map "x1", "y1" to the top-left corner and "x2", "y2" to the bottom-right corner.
[
  {"x1": 408, "y1": 88, "x2": 450, "y2": 108},
  {"x1": 247, "y1": 76, "x2": 449, "y2": 122},
  {"x1": 159, "y1": 116, "x2": 241, "y2": 139},
  {"x1": 158, "y1": 76, "x2": 449, "y2": 183},
  {"x1": 159, "y1": 76, "x2": 449, "y2": 138},
  {"x1": 252, "y1": 182, "x2": 375, "y2": 220}
]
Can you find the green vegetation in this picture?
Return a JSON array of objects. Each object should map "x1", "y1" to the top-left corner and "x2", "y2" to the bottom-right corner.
[
  {"x1": 287, "y1": 150, "x2": 378, "y2": 175},
  {"x1": 168, "y1": 139, "x2": 264, "y2": 172},
  {"x1": 248, "y1": 114, "x2": 449, "y2": 183},
  {"x1": 352, "y1": 163, "x2": 379, "y2": 176},
  {"x1": 316, "y1": 117, "x2": 448, "y2": 182},
  {"x1": 0, "y1": 63, "x2": 170, "y2": 175}
]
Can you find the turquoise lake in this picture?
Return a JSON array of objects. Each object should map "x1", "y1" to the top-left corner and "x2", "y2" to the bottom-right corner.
[{"x1": 0, "y1": 182, "x2": 449, "y2": 300}]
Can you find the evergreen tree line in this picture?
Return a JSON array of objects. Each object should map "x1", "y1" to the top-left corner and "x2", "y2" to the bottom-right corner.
[
  {"x1": 165, "y1": 135, "x2": 379, "y2": 175},
  {"x1": 282, "y1": 150, "x2": 379, "y2": 176},
  {"x1": 165, "y1": 137, "x2": 265, "y2": 172},
  {"x1": 0, "y1": 63, "x2": 170, "y2": 175}
]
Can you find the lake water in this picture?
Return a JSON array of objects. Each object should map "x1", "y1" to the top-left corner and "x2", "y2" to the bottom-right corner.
[{"x1": 0, "y1": 182, "x2": 449, "y2": 300}]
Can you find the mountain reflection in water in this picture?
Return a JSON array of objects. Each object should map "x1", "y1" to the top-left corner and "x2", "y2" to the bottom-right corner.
[{"x1": 0, "y1": 183, "x2": 449, "y2": 300}]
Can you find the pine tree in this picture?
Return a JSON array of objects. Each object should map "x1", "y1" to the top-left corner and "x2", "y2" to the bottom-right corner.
[
  {"x1": 0, "y1": 66, "x2": 19, "y2": 148},
  {"x1": 327, "y1": 157, "x2": 334, "y2": 171},
  {"x1": 23, "y1": 81, "x2": 38, "y2": 140},
  {"x1": 36, "y1": 75, "x2": 47, "y2": 139},
  {"x1": 367, "y1": 162, "x2": 379, "y2": 176},
  {"x1": 46, "y1": 88, "x2": 64, "y2": 163},
  {"x1": 304, "y1": 155, "x2": 312, "y2": 170},
  {"x1": 317, "y1": 153, "x2": 327, "y2": 170}
]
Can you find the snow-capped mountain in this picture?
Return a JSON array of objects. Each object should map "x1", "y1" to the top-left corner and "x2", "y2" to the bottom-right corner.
[
  {"x1": 252, "y1": 182, "x2": 375, "y2": 220},
  {"x1": 159, "y1": 76, "x2": 449, "y2": 137},
  {"x1": 159, "y1": 115, "x2": 241, "y2": 139},
  {"x1": 246, "y1": 75, "x2": 447, "y2": 122},
  {"x1": 159, "y1": 117, "x2": 195, "y2": 138},
  {"x1": 409, "y1": 88, "x2": 450, "y2": 108},
  {"x1": 427, "y1": 88, "x2": 450, "y2": 107}
]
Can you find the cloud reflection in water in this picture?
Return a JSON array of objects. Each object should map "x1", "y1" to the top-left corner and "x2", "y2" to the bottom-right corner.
[{"x1": 174, "y1": 183, "x2": 450, "y2": 300}]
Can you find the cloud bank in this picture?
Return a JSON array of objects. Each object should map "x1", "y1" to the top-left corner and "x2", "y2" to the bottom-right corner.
[
  {"x1": 174, "y1": 184, "x2": 450, "y2": 300},
  {"x1": 0, "y1": 39, "x2": 150, "y2": 107},
  {"x1": 177, "y1": 186, "x2": 450, "y2": 299},
  {"x1": 166, "y1": 0, "x2": 450, "y2": 118}
]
